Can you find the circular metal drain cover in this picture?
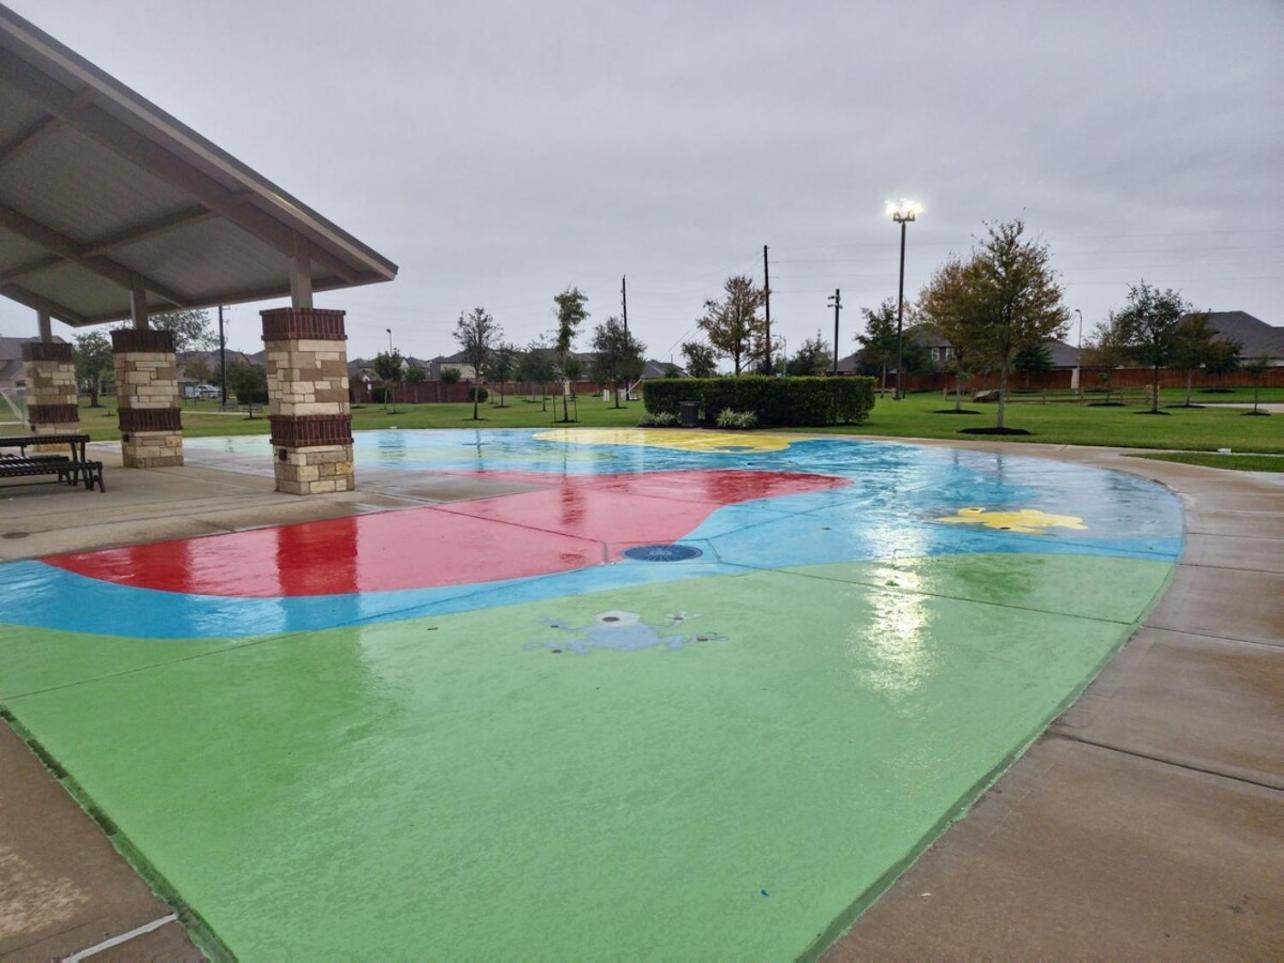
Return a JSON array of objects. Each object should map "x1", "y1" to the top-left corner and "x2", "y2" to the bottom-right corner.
[{"x1": 621, "y1": 543, "x2": 703, "y2": 562}]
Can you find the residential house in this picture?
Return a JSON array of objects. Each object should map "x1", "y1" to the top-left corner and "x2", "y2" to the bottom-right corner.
[{"x1": 1196, "y1": 311, "x2": 1284, "y2": 365}]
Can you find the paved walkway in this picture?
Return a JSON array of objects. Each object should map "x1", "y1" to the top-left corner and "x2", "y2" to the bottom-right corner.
[{"x1": 0, "y1": 438, "x2": 1279, "y2": 958}]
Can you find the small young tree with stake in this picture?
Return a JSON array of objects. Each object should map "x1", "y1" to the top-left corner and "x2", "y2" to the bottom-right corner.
[
  {"x1": 1242, "y1": 354, "x2": 1271, "y2": 416},
  {"x1": 553, "y1": 287, "x2": 589, "y2": 422},
  {"x1": 561, "y1": 355, "x2": 584, "y2": 422},
  {"x1": 454, "y1": 307, "x2": 500, "y2": 421},
  {"x1": 1114, "y1": 280, "x2": 1189, "y2": 414},
  {"x1": 372, "y1": 349, "x2": 404, "y2": 413},
  {"x1": 1081, "y1": 315, "x2": 1128, "y2": 404},
  {"x1": 918, "y1": 256, "x2": 981, "y2": 413},
  {"x1": 490, "y1": 342, "x2": 518, "y2": 407},
  {"x1": 856, "y1": 300, "x2": 899, "y2": 392},
  {"x1": 519, "y1": 339, "x2": 556, "y2": 409},
  {"x1": 1170, "y1": 312, "x2": 1217, "y2": 407}
]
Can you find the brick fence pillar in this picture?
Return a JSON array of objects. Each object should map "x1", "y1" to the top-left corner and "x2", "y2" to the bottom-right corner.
[
  {"x1": 261, "y1": 307, "x2": 354, "y2": 495},
  {"x1": 111, "y1": 328, "x2": 183, "y2": 468},
  {"x1": 20, "y1": 341, "x2": 79, "y2": 444}
]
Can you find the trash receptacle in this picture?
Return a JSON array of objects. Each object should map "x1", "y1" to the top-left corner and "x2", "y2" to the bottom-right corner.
[{"x1": 679, "y1": 400, "x2": 699, "y2": 428}]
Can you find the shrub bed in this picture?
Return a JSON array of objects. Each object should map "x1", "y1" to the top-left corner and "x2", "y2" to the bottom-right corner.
[{"x1": 643, "y1": 376, "x2": 875, "y2": 426}]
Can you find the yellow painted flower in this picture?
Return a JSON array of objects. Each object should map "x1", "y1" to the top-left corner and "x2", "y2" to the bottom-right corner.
[
  {"x1": 935, "y1": 507, "x2": 1087, "y2": 534},
  {"x1": 533, "y1": 428, "x2": 794, "y2": 453}
]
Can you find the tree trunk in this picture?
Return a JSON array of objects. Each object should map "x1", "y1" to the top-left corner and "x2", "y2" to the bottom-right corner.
[
  {"x1": 499, "y1": 382, "x2": 506, "y2": 408},
  {"x1": 472, "y1": 387, "x2": 479, "y2": 420},
  {"x1": 1185, "y1": 369, "x2": 1193, "y2": 407},
  {"x1": 1152, "y1": 364, "x2": 1160, "y2": 413},
  {"x1": 562, "y1": 385, "x2": 569, "y2": 422},
  {"x1": 89, "y1": 378, "x2": 100, "y2": 408},
  {"x1": 613, "y1": 381, "x2": 621, "y2": 408},
  {"x1": 954, "y1": 371, "x2": 962, "y2": 412},
  {"x1": 996, "y1": 361, "x2": 1008, "y2": 429},
  {"x1": 880, "y1": 364, "x2": 887, "y2": 392}
]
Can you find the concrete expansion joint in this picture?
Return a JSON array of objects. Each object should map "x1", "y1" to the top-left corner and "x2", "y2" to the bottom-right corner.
[{"x1": 1050, "y1": 731, "x2": 1284, "y2": 793}]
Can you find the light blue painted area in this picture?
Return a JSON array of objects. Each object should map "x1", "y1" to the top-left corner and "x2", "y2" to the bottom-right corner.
[{"x1": 4, "y1": 432, "x2": 1183, "y2": 639}]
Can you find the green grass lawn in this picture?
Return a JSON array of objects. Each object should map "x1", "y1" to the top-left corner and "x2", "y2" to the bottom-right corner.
[
  {"x1": 1156, "y1": 386, "x2": 1283, "y2": 405},
  {"x1": 74, "y1": 388, "x2": 1282, "y2": 453},
  {"x1": 1130, "y1": 451, "x2": 1284, "y2": 472}
]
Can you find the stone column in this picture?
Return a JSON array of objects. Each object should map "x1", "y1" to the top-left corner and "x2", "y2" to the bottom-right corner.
[
  {"x1": 261, "y1": 307, "x2": 354, "y2": 495},
  {"x1": 111, "y1": 328, "x2": 183, "y2": 468},
  {"x1": 20, "y1": 341, "x2": 80, "y2": 441}
]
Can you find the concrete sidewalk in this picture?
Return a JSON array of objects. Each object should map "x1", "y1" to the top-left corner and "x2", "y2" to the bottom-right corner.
[{"x1": 825, "y1": 443, "x2": 1283, "y2": 959}]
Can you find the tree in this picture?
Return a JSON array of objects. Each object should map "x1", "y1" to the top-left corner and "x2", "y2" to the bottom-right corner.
[
  {"x1": 561, "y1": 355, "x2": 584, "y2": 422},
  {"x1": 146, "y1": 309, "x2": 216, "y2": 353},
  {"x1": 961, "y1": 219, "x2": 1069, "y2": 429},
  {"x1": 553, "y1": 287, "x2": 589, "y2": 421},
  {"x1": 454, "y1": 307, "x2": 500, "y2": 420},
  {"x1": 918, "y1": 256, "x2": 981, "y2": 412},
  {"x1": 1170, "y1": 312, "x2": 1217, "y2": 406},
  {"x1": 697, "y1": 275, "x2": 762, "y2": 375},
  {"x1": 789, "y1": 333, "x2": 833, "y2": 376},
  {"x1": 1114, "y1": 280, "x2": 1189, "y2": 414},
  {"x1": 490, "y1": 342, "x2": 518, "y2": 407},
  {"x1": 1081, "y1": 315, "x2": 1128, "y2": 403},
  {"x1": 519, "y1": 339, "x2": 557, "y2": 409},
  {"x1": 372, "y1": 349, "x2": 405, "y2": 413},
  {"x1": 856, "y1": 299, "x2": 899, "y2": 391},
  {"x1": 226, "y1": 361, "x2": 266, "y2": 418},
  {"x1": 405, "y1": 364, "x2": 426, "y2": 384},
  {"x1": 440, "y1": 367, "x2": 462, "y2": 384},
  {"x1": 590, "y1": 317, "x2": 647, "y2": 408},
  {"x1": 185, "y1": 354, "x2": 212, "y2": 387},
  {"x1": 1203, "y1": 337, "x2": 1241, "y2": 376},
  {"x1": 73, "y1": 331, "x2": 113, "y2": 407},
  {"x1": 681, "y1": 341, "x2": 718, "y2": 378},
  {"x1": 1243, "y1": 355, "x2": 1271, "y2": 415},
  {"x1": 1013, "y1": 342, "x2": 1054, "y2": 389}
]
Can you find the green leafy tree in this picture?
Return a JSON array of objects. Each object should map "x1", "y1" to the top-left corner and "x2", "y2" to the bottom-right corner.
[
  {"x1": 1114, "y1": 280, "x2": 1190, "y2": 413},
  {"x1": 1081, "y1": 315, "x2": 1128, "y2": 402},
  {"x1": 1203, "y1": 337, "x2": 1241, "y2": 376},
  {"x1": 405, "y1": 364, "x2": 425, "y2": 384},
  {"x1": 145, "y1": 309, "x2": 216, "y2": 352},
  {"x1": 553, "y1": 287, "x2": 589, "y2": 421},
  {"x1": 590, "y1": 317, "x2": 647, "y2": 408},
  {"x1": 856, "y1": 299, "x2": 899, "y2": 391},
  {"x1": 1243, "y1": 354, "x2": 1271, "y2": 415},
  {"x1": 918, "y1": 256, "x2": 981, "y2": 412},
  {"x1": 697, "y1": 275, "x2": 763, "y2": 375},
  {"x1": 73, "y1": 331, "x2": 113, "y2": 407},
  {"x1": 226, "y1": 361, "x2": 266, "y2": 418},
  {"x1": 519, "y1": 339, "x2": 557, "y2": 409},
  {"x1": 440, "y1": 367, "x2": 462, "y2": 384},
  {"x1": 560, "y1": 354, "x2": 584, "y2": 422},
  {"x1": 681, "y1": 341, "x2": 718, "y2": 378},
  {"x1": 490, "y1": 342, "x2": 518, "y2": 407},
  {"x1": 1013, "y1": 342, "x2": 1054, "y2": 389},
  {"x1": 373, "y1": 349, "x2": 405, "y2": 413},
  {"x1": 789, "y1": 333, "x2": 833, "y2": 376},
  {"x1": 961, "y1": 219, "x2": 1070, "y2": 428},
  {"x1": 1170, "y1": 312, "x2": 1217, "y2": 406},
  {"x1": 454, "y1": 307, "x2": 500, "y2": 420}
]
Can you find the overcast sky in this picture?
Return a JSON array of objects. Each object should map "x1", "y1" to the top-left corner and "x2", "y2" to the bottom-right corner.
[{"x1": 4, "y1": 0, "x2": 1282, "y2": 364}]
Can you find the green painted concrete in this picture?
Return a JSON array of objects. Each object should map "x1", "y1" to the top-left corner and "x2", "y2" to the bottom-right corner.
[{"x1": 0, "y1": 554, "x2": 1172, "y2": 958}]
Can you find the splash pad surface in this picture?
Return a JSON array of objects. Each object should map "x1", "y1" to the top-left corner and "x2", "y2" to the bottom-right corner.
[{"x1": 0, "y1": 430, "x2": 1181, "y2": 957}]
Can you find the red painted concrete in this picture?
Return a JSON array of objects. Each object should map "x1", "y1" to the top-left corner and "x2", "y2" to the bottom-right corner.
[{"x1": 47, "y1": 470, "x2": 847, "y2": 597}]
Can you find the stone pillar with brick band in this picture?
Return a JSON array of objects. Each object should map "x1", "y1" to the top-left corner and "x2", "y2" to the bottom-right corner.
[
  {"x1": 21, "y1": 341, "x2": 80, "y2": 440},
  {"x1": 111, "y1": 328, "x2": 183, "y2": 468},
  {"x1": 261, "y1": 307, "x2": 354, "y2": 495}
]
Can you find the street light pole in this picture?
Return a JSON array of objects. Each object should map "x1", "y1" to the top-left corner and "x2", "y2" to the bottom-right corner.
[
  {"x1": 386, "y1": 327, "x2": 394, "y2": 354},
  {"x1": 886, "y1": 198, "x2": 923, "y2": 400},
  {"x1": 1073, "y1": 308, "x2": 1084, "y2": 395}
]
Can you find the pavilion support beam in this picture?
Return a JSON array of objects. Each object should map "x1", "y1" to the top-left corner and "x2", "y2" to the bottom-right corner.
[
  {"x1": 36, "y1": 307, "x2": 51, "y2": 341},
  {"x1": 0, "y1": 113, "x2": 58, "y2": 167},
  {"x1": 0, "y1": 54, "x2": 363, "y2": 285},
  {"x1": 21, "y1": 332, "x2": 79, "y2": 443},
  {"x1": 0, "y1": 201, "x2": 190, "y2": 309},
  {"x1": 0, "y1": 283, "x2": 86, "y2": 325},
  {"x1": 112, "y1": 328, "x2": 182, "y2": 468},
  {"x1": 289, "y1": 237, "x2": 313, "y2": 309},
  {"x1": 80, "y1": 204, "x2": 215, "y2": 257},
  {"x1": 129, "y1": 282, "x2": 149, "y2": 329}
]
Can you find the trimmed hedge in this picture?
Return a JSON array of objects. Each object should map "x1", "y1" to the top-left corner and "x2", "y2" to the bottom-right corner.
[{"x1": 643, "y1": 376, "x2": 875, "y2": 426}]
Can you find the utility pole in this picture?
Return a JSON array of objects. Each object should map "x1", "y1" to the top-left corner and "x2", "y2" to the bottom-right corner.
[
  {"x1": 621, "y1": 275, "x2": 628, "y2": 336},
  {"x1": 827, "y1": 289, "x2": 842, "y2": 376},
  {"x1": 762, "y1": 244, "x2": 772, "y2": 374},
  {"x1": 218, "y1": 304, "x2": 227, "y2": 408}
]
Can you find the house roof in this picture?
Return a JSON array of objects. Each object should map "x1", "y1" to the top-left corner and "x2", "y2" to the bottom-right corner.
[
  {"x1": 1196, "y1": 311, "x2": 1284, "y2": 357},
  {"x1": 0, "y1": 6, "x2": 396, "y2": 327}
]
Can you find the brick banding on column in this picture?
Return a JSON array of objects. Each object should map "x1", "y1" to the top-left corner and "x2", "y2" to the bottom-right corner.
[
  {"x1": 111, "y1": 328, "x2": 177, "y2": 353},
  {"x1": 269, "y1": 414, "x2": 354, "y2": 448},
  {"x1": 27, "y1": 403, "x2": 81, "y2": 425},
  {"x1": 20, "y1": 341, "x2": 73, "y2": 363},
  {"x1": 261, "y1": 308, "x2": 348, "y2": 342},
  {"x1": 118, "y1": 407, "x2": 183, "y2": 432}
]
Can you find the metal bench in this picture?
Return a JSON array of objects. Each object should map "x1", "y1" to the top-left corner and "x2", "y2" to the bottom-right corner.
[{"x1": 0, "y1": 457, "x2": 105, "y2": 492}]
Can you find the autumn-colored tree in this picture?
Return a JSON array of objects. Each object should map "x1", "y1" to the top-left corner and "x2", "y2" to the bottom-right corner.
[{"x1": 917, "y1": 256, "x2": 982, "y2": 412}]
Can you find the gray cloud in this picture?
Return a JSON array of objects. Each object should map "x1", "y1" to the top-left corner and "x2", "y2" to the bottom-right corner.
[{"x1": 3, "y1": 0, "x2": 1281, "y2": 363}]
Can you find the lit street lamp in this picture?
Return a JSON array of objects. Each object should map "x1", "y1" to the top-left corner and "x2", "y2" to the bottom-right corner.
[{"x1": 885, "y1": 198, "x2": 923, "y2": 400}]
